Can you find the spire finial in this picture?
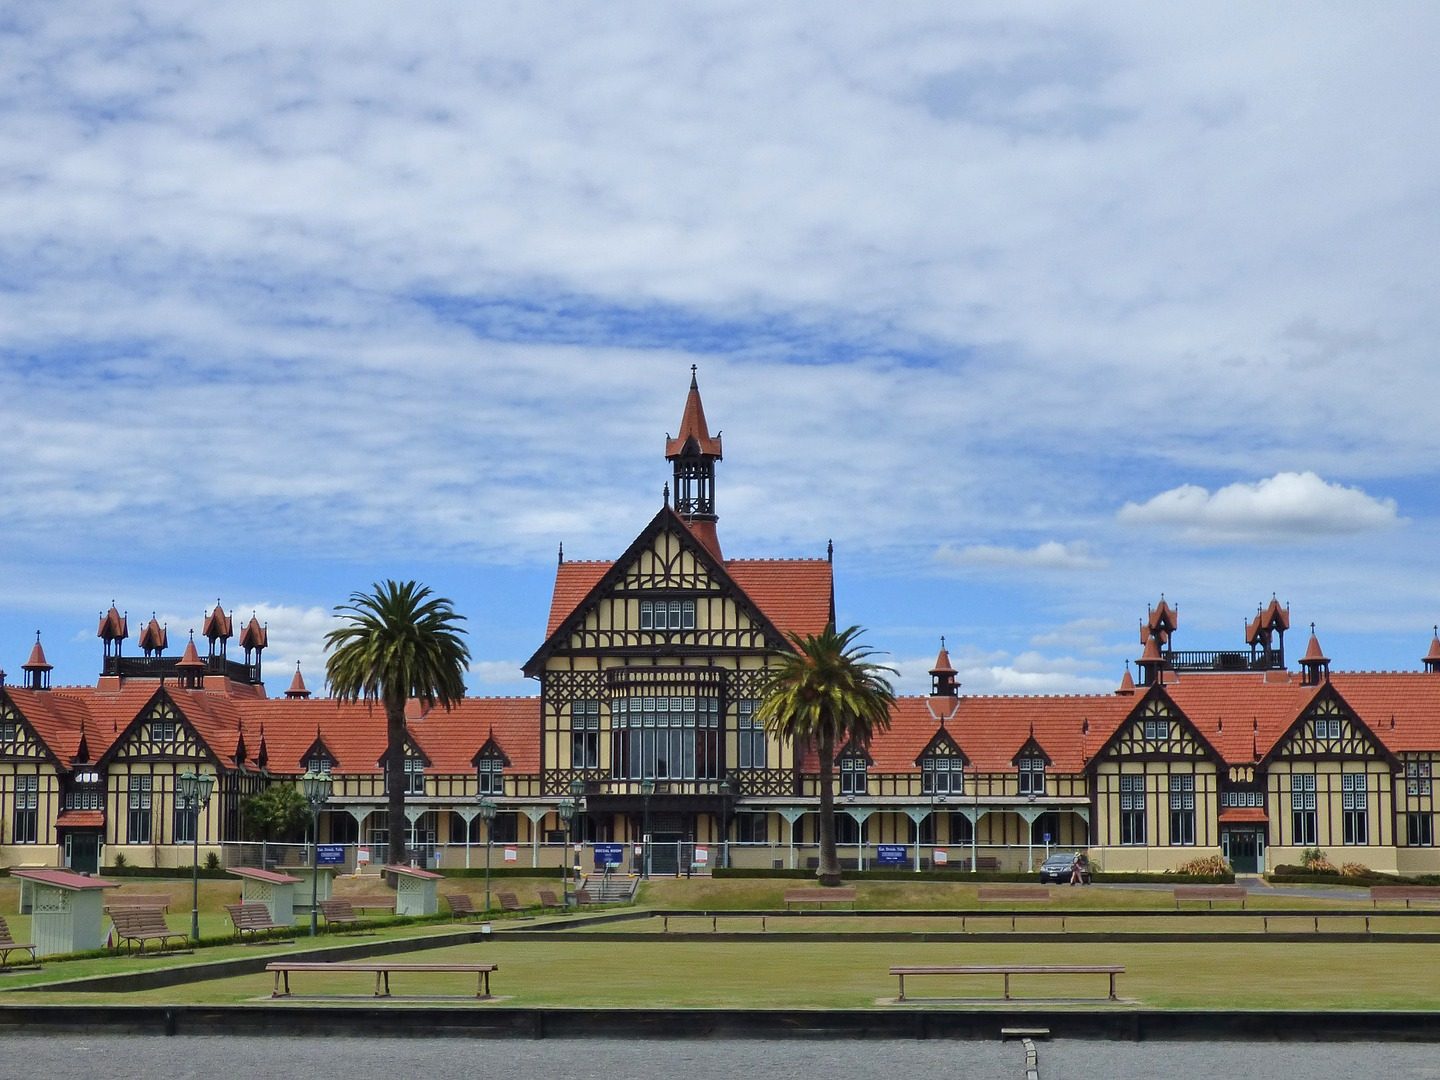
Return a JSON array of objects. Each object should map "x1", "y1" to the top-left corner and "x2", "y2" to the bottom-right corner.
[
  {"x1": 690, "y1": 363, "x2": 698, "y2": 387},
  {"x1": 558, "y1": 541, "x2": 564, "y2": 565},
  {"x1": 663, "y1": 482, "x2": 670, "y2": 507},
  {"x1": 827, "y1": 538, "x2": 833, "y2": 563}
]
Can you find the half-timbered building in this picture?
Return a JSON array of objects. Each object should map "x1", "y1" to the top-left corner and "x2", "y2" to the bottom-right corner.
[{"x1": 4, "y1": 375, "x2": 1440, "y2": 877}]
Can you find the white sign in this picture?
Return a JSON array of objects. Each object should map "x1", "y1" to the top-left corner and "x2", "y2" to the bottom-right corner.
[
  {"x1": 357, "y1": 847, "x2": 370, "y2": 865},
  {"x1": 694, "y1": 846, "x2": 709, "y2": 863},
  {"x1": 634, "y1": 844, "x2": 643, "y2": 856},
  {"x1": 933, "y1": 849, "x2": 949, "y2": 865},
  {"x1": 503, "y1": 847, "x2": 518, "y2": 862}
]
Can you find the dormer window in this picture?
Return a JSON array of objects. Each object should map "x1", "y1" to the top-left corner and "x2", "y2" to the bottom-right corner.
[
  {"x1": 839, "y1": 753, "x2": 868, "y2": 795},
  {"x1": 1312, "y1": 717, "x2": 1341, "y2": 740},
  {"x1": 307, "y1": 754, "x2": 333, "y2": 776},
  {"x1": 921, "y1": 756, "x2": 963, "y2": 795},
  {"x1": 477, "y1": 757, "x2": 504, "y2": 795},
  {"x1": 639, "y1": 599, "x2": 696, "y2": 631},
  {"x1": 1018, "y1": 756, "x2": 1046, "y2": 796},
  {"x1": 150, "y1": 717, "x2": 176, "y2": 743},
  {"x1": 404, "y1": 757, "x2": 425, "y2": 795}
]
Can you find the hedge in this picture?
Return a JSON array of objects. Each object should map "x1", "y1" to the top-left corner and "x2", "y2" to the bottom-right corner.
[{"x1": 712, "y1": 867, "x2": 1234, "y2": 884}]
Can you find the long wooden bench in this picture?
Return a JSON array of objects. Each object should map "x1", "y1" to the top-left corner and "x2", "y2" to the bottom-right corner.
[
  {"x1": 337, "y1": 894, "x2": 396, "y2": 913},
  {"x1": 537, "y1": 888, "x2": 566, "y2": 911},
  {"x1": 266, "y1": 960, "x2": 498, "y2": 999},
  {"x1": 890, "y1": 964, "x2": 1124, "y2": 1002},
  {"x1": 225, "y1": 902, "x2": 291, "y2": 939},
  {"x1": 784, "y1": 887, "x2": 857, "y2": 910},
  {"x1": 0, "y1": 916, "x2": 37, "y2": 968},
  {"x1": 109, "y1": 908, "x2": 188, "y2": 953},
  {"x1": 1173, "y1": 885, "x2": 1247, "y2": 909},
  {"x1": 1371, "y1": 886, "x2": 1440, "y2": 908},
  {"x1": 959, "y1": 857, "x2": 1002, "y2": 872}
]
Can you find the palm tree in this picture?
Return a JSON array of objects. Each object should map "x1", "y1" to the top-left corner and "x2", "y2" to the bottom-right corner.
[
  {"x1": 755, "y1": 625, "x2": 895, "y2": 887},
  {"x1": 324, "y1": 580, "x2": 470, "y2": 867}
]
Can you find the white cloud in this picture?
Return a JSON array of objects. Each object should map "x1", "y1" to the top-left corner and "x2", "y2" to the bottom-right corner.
[
  {"x1": 158, "y1": 602, "x2": 332, "y2": 696},
  {"x1": 468, "y1": 659, "x2": 527, "y2": 686},
  {"x1": 1117, "y1": 471, "x2": 1400, "y2": 543},
  {"x1": 890, "y1": 648, "x2": 1117, "y2": 697},
  {"x1": 936, "y1": 540, "x2": 1104, "y2": 572}
]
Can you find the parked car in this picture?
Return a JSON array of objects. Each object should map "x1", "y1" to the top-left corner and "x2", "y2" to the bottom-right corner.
[{"x1": 1038, "y1": 851, "x2": 1091, "y2": 884}]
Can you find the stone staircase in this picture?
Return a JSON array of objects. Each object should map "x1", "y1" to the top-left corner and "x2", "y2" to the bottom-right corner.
[{"x1": 583, "y1": 871, "x2": 638, "y2": 903}]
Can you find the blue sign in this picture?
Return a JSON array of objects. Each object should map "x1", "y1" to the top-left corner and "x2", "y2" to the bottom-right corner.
[
  {"x1": 593, "y1": 843, "x2": 624, "y2": 868},
  {"x1": 316, "y1": 844, "x2": 345, "y2": 866},
  {"x1": 876, "y1": 844, "x2": 908, "y2": 866}
]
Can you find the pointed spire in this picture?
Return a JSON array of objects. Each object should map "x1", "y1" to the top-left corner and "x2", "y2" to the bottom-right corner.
[
  {"x1": 239, "y1": 614, "x2": 268, "y2": 651},
  {"x1": 665, "y1": 365, "x2": 723, "y2": 459},
  {"x1": 286, "y1": 662, "x2": 312, "y2": 699},
  {"x1": 1424, "y1": 626, "x2": 1440, "y2": 673},
  {"x1": 176, "y1": 631, "x2": 204, "y2": 688},
  {"x1": 97, "y1": 603, "x2": 129, "y2": 642},
  {"x1": 1117, "y1": 661, "x2": 1135, "y2": 695},
  {"x1": 139, "y1": 614, "x2": 169, "y2": 656},
  {"x1": 664, "y1": 369, "x2": 724, "y2": 559},
  {"x1": 22, "y1": 631, "x2": 52, "y2": 691},
  {"x1": 202, "y1": 600, "x2": 232, "y2": 642},
  {"x1": 929, "y1": 636, "x2": 959, "y2": 698}
]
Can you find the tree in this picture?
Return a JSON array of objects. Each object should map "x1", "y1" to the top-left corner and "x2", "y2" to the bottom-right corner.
[
  {"x1": 241, "y1": 783, "x2": 310, "y2": 844},
  {"x1": 324, "y1": 580, "x2": 470, "y2": 867},
  {"x1": 755, "y1": 625, "x2": 895, "y2": 887}
]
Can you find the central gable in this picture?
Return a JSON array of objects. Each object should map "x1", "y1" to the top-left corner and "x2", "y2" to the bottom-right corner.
[
  {"x1": 1264, "y1": 685, "x2": 1395, "y2": 766},
  {"x1": 524, "y1": 506, "x2": 793, "y2": 674},
  {"x1": 98, "y1": 690, "x2": 216, "y2": 767}
]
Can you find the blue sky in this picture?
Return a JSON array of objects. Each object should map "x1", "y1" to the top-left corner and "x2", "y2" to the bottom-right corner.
[{"x1": 2, "y1": 3, "x2": 1438, "y2": 699}]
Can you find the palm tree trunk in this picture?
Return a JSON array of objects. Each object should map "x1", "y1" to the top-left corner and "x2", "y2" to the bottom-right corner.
[
  {"x1": 816, "y1": 729, "x2": 842, "y2": 886},
  {"x1": 386, "y1": 696, "x2": 409, "y2": 867}
]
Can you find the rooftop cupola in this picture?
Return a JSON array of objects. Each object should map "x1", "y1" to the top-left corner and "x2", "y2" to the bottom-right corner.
[
  {"x1": 97, "y1": 603, "x2": 128, "y2": 662},
  {"x1": 239, "y1": 613, "x2": 268, "y2": 682},
  {"x1": 22, "y1": 632, "x2": 52, "y2": 691},
  {"x1": 139, "y1": 614, "x2": 169, "y2": 657},
  {"x1": 202, "y1": 600, "x2": 233, "y2": 661},
  {"x1": 1299, "y1": 623, "x2": 1330, "y2": 686},
  {"x1": 664, "y1": 366, "x2": 724, "y2": 560},
  {"x1": 1425, "y1": 626, "x2": 1440, "y2": 674},
  {"x1": 176, "y1": 631, "x2": 205, "y2": 689},
  {"x1": 929, "y1": 637, "x2": 959, "y2": 698},
  {"x1": 1146, "y1": 595, "x2": 1178, "y2": 650},
  {"x1": 1136, "y1": 631, "x2": 1165, "y2": 687},
  {"x1": 285, "y1": 662, "x2": 312, "y2": 699},
  {"x1": 1116, "y1": 661, "x2": 1135, "y2": 695}
]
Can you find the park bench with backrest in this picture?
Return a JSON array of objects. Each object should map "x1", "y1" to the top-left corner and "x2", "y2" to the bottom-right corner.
[
  {"x1": 445, "y1": 893, "x2": 483, "y2": 919},
  {"x1": 1173, "y1": 885, "x2": 1247, "y2": 909},
  {"x1": 959, "y1": 856, "x2": 1002, "y2": 872},
  {"x1": 1370, "y1": 886, "x2": 1440, "y2": 908},
  {"x1": 496, "y1": 891, "x2": 532, "y2": 918},
  {"x1": 109, "y1": 907, "x2": 188, "y2": 954},
  {"x1": 338, "y1": 894, "x2": 396, "y2": 913},
  {"x1": 317, "y1": 899, "x2": 364, "y2": 926},
  {"x1": 537, "y1": 888, "x2": 567, "y2": 911},
  {"x1": 890, "y1": 963, "x2": 1124, "y2": 1002},
  {"x1": 225, "y1": 902, "x2": 291, "y2": 939},
  {"x1": 0, "y1": 916, "x2": 37, "y2": 968},
  {"x1": 266, "y1": 960, "x2": 498, "y2": 999},
  {"x1": 783, "y1": 887, "x2": 857, "y2": 910}
]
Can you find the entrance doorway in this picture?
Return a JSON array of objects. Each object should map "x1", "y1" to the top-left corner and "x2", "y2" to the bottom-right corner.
[
  {"x1": 65, "y1": 831, "x2": 101, "y2": 874},
  {"x1": 649, "y1": 832, "x2": 685, "y2": 875},
  {"x1": 1222, "y1": 828, "x2": 1264, "y2": 873}
]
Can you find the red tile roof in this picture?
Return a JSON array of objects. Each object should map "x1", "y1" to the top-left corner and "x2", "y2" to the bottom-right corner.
[
  {"x1": 56, "y1": 810, "x2": 105, "y2": 828},
  {"x1": 24, "y1": 638, "x2": 51, "y2": 671},
  {"x1": 664, "y1": 370, "x2": 722, "y2": 459},
  {"x1": 1218, "y1": 807, "x2": 1268, "y2": 823},
  {"x1": 1161, "y1": 674, "x2": 1320, "y2": 764}
]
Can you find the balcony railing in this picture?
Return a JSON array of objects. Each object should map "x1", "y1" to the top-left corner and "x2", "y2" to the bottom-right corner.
[
  {"x1": 102, "y1": 654, "x2": 262, "y2": 684},
  {"x1": 1164, "y1": 650, "x2": 1284, "y2": 673}
]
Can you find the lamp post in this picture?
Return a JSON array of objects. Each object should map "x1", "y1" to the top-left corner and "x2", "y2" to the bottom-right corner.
[
  {"x1": 175, "y1": 770, "x2": 216, "y2": 943},
  {"x1": 569, "y1": 779, "x2": 586, "y2": 899},
  {"x1": 640, "y1": 778, "x2": 655, "y2": 879},
  {"x1": 717, "y1": 776, "x2": 732, "y2": 869},
  {"x1": 476, "y1": 796, "x2": 497, "y2": 914},
  {"x1": 557, "y1": 798, "x2": 577, "y2": 907},
  {"x1": 301, "y1": 769, "x2": 333, "y2": 936}
]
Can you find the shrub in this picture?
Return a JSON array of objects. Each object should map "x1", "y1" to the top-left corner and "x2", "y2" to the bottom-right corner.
[
  {"x1": 1340, "y1": 862, "x2": 1370, "y2": 878},
  {"x1": 1300, "y1": 847, "x2": 1327, "y2": 869},
  {"x1": 1176, "y1": 854, "x2": 1230, "y2": 877},
  {"x1": 112, "y1": 852, "x2": 128, "y2": 869},
  {"x1": 204, "y1": 851, "x2": 222, "y2": 871}
]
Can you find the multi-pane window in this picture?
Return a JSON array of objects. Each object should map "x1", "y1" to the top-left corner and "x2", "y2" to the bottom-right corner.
[
  {"x1": 1143, "y1": 718, "x2": 1171, "y2": 741},
  {"x1": 491, "y1": 811, "x2": 519, "y2": 844},
  {"x1": 1120, "y1": 774, "x2": 1146, "y2": 845},
  {"x1": 477, "y1": 757, "x2": 504, "y2": 795},
  {"x1": 307, "y1": 754, "x2": 333, "y2": 776},
  {"x1": 64, "y1": 771, "x2": 103, "y2": 811},
  {"x1": 1407, "y1": 812, "x2": 1434, "y2": 847},
  {"x1": 947, "y1": 811, "x2": 974, "y2": 846},
  {"x1": 1407, "y1": 761, "x2": 1433, "y2": 796},
  {"x1": 1169, "y1": 774, "x2": 1196, "y2": 846},
  {"x1": 12, "y1": 775, "x2": 38, "y2": 844},
  {"x1": 1018, "y1": 756, "x2": 1046, "y2": 795},
  {"x1": 612, "y1": 695, "x2": 720, "y2": 780},
  {"x1": 128, "y1": 775, "x2": 153, "y2": 844},
  {"x1": 839, "y1": 754, "x2": 868, "y2": 795},
  {"x1": 149, "y1": 716, "x2": 176, "y2": 743},
  {"x1": 0, "y1": 717, "x2": 17, "y2": 743},
  {"x1": 639, "y1": 599, "x2": 696, "y2": 631},
  {"x1": 734, "y1": 812, "x2": 769, "y2": 844},
  {"x1": 404, "y1": 757, "x2": 425, "y2": 795},
  {"x1": 736, "y1": 699, "x2": 767, "y2": 769},
  {"x1": 1342, "y1": 772, "x2": 1368, "y2": 845},
  {"x1": 922, "y1": 757, "x2": 963, "y2": 795},
  {"x1": 834, "y1": 813, "x2": 860, "y2": 845},
  {"x1": 174, "y1": 803, "x2": 198, "y2": 844},
  {"x1": 1312, "y1": 717, "x2": 1341, "y2": 740},
  {"x1": 1291, "y1": 773, "x2": 1317, "y2": 845},
  {"x1": 572, "y1": 700, "x2": 601, "y2": 769},
  {"x1": 1221, "y1": 789, "x2": 1264, "y2": 807}
]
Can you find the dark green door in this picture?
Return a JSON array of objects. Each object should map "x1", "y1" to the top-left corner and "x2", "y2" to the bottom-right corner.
[
  {"x1": 1224, "y1": 829, "x2": 1263, "y2": 873},
  {"x1": 67, "y1": 831, "x2": 101, "y2": 874}
]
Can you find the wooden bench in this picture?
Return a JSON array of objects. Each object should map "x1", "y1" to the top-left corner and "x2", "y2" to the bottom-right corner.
[
  {"x1": 890, "y1": 964, "x2": 1124, "y2": 1002},
  {"x1": 575, "y1": 887, "x2": 596, "y2": 906},
  {"x1": 662, "y1": 913, "x2": 768, "y2": 933},
  {"x1": 978, "y1": 885, "x2": 1050, "y2": 902},
  {"x1": 317, "y1": 899, "x2": 363, "y2": 926},
  {"x1": 0, "y1": 916, "x2": 37, "y2": 968},
  {"x1": 496, "y1": 891, "x2": 532, "y2": 918},
  {"x1": 445, "y1": 893, "x2": 484, "y2": 919},
  {"x1": 105, "y1": 894, "x2": 170, "y2": 913},
  {"x1": 225, "y1": 902, "x2": 291, "y2": 939},
  {"x1": 1173, "y1": 885, "x2": 1248, "y2": 909},
  {"x1": 784, "y1": 887, "x2": 857, "y2": 910},
  {"x1": 537, "y1": 888, "x2": 566, "y2": 911},
  {"x1": 109, "y1": 908, "x2": 188, "y2": 954},
  {"x1": 266, "y1": 961, "x2": 498, "y2": 999},
  {"x1": 337, "y1": 894, "x2": 396, "y2": 913},
  {"x1": 1371, "y1": 886, "x2": 1440, "y2": 908},
  {"x1": 959, "y1": 857, "x2": 1002, "y2": 872}
]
